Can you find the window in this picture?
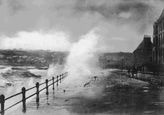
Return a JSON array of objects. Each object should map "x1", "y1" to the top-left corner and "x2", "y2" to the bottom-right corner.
[
  {"x1": 162, "y1": 33, "x2": 163, "y2": 45},
  {"x1": 158, "y1": 34, "x2": 161, "y2": 46},
  {"x1": 162, "y1": 48, "x2": 163, "y2": 63},
  {"x1": 162, "y1": 32, "x2": 163, "y2": 45},
  {"x1": 162, "y1": 21, "x2": 163, "y2": 30},
  {"x1": 160, "y1": 34, "x2": 161, "y2": 46},
  {"x1": 163, "y1": 20, "x2": 164, "y2": 30}
]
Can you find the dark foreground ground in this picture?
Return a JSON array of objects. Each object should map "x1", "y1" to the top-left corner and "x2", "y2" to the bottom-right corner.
[{"x1": 8, "y1": 69, "x2": 164, "y2": 115}]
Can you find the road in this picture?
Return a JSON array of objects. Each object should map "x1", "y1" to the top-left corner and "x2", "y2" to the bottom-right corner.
[{"x1": 8, "y1": 69, "x2": 164, "y2": 115}]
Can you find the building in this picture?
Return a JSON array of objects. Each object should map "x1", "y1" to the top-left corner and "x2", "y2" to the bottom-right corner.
[
  {"x1": 133, "y1": 35, "x2": 152, "y2": 67},
  {"x1": 99, "y1": 52, "x2": 133, "y2": 69},
  {"x1": 152, "y1": 9, "x2": 164, "y2": 65}
]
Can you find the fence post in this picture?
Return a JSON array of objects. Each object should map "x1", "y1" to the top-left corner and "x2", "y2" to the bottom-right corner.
[
  {"x1": 22, "y1": 87, "x2": 26, "y2": 113},
  {"x1": 0, "y1": 94, "x2": 5, "y2": 115},
  {"x1": 57, "y1": 75, "x2": 58, "y2": 87},
  {"x1": 60, "y1": 74, "x2": 62, "y2": 83},
  {"x1": 52, "y1": 77, "x2": 55, "y2": 90},
  {"x1": 61, "y1": 74, "x2": 63, "y2": 82},
  {"x1": 46, "y1": 79, "x2": 49, "y2": 95},
  {"x1": 36, "y1": 82, "x2": 39, "y2": 103}
]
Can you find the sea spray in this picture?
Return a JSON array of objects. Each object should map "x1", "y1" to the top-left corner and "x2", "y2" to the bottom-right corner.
[
  {"x1": 47, "y1": 63, "x2": 64, "y2": 78},
  {"x1": 60, "y1": 29, "x2": 108, "y2": 100},
  {"x1": 2, "y1": 70, "x2": 42, "y2": 114},
  {"x1": 64, "y1": 29, "x2": 100, "y2": 83},
  {"x1": 2, "y1": 29, "x2": 103, "y2": 114}
]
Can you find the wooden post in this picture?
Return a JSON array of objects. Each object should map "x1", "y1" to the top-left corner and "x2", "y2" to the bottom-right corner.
[
  {"x1": 61, "y1": 74, "x2": 63, "y2": 81},
  {"x1": 46, "y1": 79, "x2": 49, "y2": 95},
  {"x1": 36, "y1": 82, "x2": 39, "y2": 103},
  {"x1": 0, "y1": 94, "x2": 5, "y2": 115},
  {"x1": 63, "y1": 73, "x2": 66, "y2": 80},
  {"x1": 22, "y1": 87, "x2": 26, "y2": 113},
  {"x1": 57, "y1": 75, "x2": 58, "y2": 87},
  {"x1": 60, "y1": 75, "x2": 61, "y2": 83},
  {"x1": 52, "y1": 77, "x2": 55, "y2": 90},
  {"x1": 61, "y1": 74, "x2": 63, "y2": 82}
]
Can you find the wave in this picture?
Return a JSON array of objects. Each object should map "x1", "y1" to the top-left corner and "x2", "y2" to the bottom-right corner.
[{"x1": 0, "y1": 67, "x2": 41, "y2": 87}]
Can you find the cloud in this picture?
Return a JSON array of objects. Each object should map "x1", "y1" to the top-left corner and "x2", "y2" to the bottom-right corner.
[
  {"x1": 0, "y1": 0, "x2": 163, "y2": 35},
  {"x1": 7, "y1": 0, "x2": 25, "y2": 15},
  {"x1": 118, "y1": 12, "x2": 132, "y2": 19},
  {"x1": 0, "y1": 0, "x2": 164, "y2": 52},
  {"x1": 0, "y1": 30, "x2": 71, "y2": 51},
  {"x1": 111, "y1": 37, "x2": 127, "y2": 41},
  {"x1": 73, "y1": 0, "x2": 164, "y2": 34}
]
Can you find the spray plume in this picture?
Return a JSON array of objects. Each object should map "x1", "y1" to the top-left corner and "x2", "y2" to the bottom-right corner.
[
  {"x1": 2, "y1": 28, "x2": 102, "y2": 114},
  {"x1": 47, "y1": 63, "x2": 64, "y2": 78},
  {"x1": 64, "y1": 29, "x2": 100, "y2": 83}
]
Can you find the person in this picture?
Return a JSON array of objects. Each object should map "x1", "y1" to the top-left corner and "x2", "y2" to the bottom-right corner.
[
  {"x1": 132, "y1": 66, "x2": 135, "y2": 77},
  {"x1": 132, "y1": 66, "x2": 138, "y2": 78},
  {"x1": 127, "y1": 67, "x2": 130, "y2": 76}
]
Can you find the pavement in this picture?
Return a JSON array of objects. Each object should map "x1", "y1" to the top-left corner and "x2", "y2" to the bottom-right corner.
[
  {"x1": 6, "y1": 69, "x2": 109, "y2": 115},
  {"x1": 6, "y1": 69, "x2": 164, "y2": 115}
]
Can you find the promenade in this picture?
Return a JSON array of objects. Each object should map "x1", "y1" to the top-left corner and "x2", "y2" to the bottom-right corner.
[
  {"x1": 5, "y1": 69, "x2": 164, "y2": 115},
  {"x1": 7, "y1": 70, "x2": 108, "y2": 115},
  {"x1": 8, "y1": 85, "x2": 75, "y2": 115}
]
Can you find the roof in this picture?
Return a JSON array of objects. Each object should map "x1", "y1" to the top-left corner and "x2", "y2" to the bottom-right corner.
[
  {"x1": 157, "y1": 9, "x2": 164, "y2": 22},
  {"x1": 133, "y1": 36, "x2": 152, "y2": 53}
]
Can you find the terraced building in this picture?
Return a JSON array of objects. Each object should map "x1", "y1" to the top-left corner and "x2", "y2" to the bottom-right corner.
[{"x1": 153, "y1": 10, "x2": 164, "y2": 65}]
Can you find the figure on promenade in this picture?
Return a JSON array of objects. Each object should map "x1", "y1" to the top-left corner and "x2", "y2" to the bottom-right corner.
[
  {"x1": 132, "y1": 66, "x2": 138, "y2": 78},
  {"x1": 127, "y1": 67, "x2": 131, "y2": 76}
]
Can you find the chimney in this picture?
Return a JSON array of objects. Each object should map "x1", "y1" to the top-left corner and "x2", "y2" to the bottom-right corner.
[{"x1": 143, "y1": 35, "x2": 152, "y2": 48}]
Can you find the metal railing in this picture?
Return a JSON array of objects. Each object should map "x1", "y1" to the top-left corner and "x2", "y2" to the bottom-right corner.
[{"x1": 0, "y1": 72, "x2": 68, "y2": 115}]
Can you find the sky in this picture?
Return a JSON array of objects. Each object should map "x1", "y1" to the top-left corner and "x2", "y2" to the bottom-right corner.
[{"x1": 0, "y1": 0, "x2": 164, "y2": 52}]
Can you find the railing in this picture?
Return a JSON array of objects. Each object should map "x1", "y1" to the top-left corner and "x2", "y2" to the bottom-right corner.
[{"x1": 0, "y1": 72, "x2": 68, "y2": 115}]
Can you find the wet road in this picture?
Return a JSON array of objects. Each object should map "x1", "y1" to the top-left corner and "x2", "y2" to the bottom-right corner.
[
  {"x1": 9, "y1": 69, "x2": 164, "y2": 115},
  {"x1": 69, "y1": 84, "x2": 163, "y2": 115},
  {"x1": 65, "y1": 71, "x2": 164, "y2": 115}
]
